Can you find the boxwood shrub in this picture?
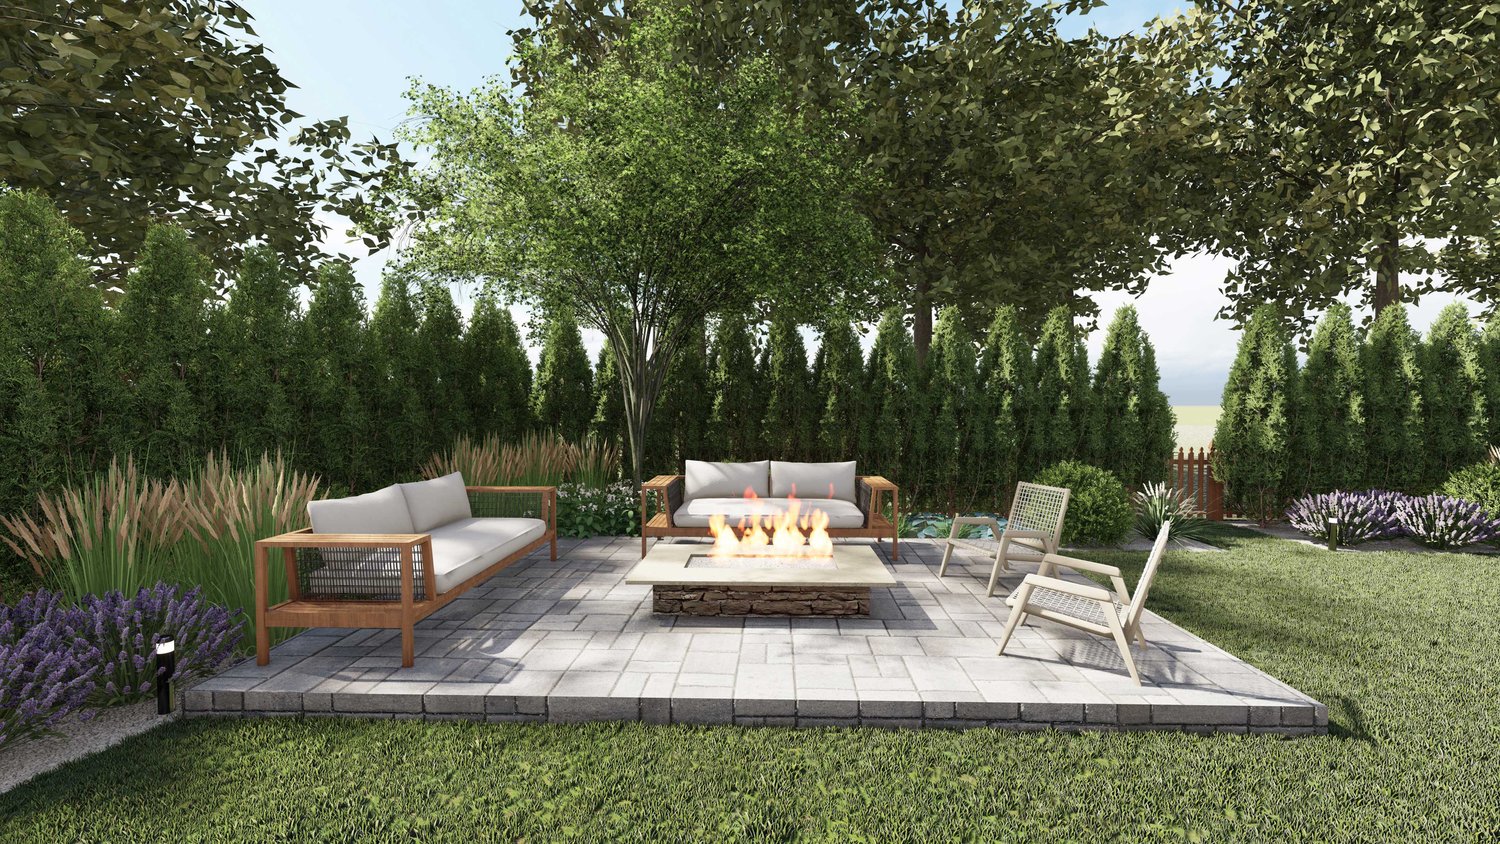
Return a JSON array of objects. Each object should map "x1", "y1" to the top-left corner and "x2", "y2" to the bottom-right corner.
[
  {"x1": 1441, "y1": 461, "x2": 1500, "y2": 519},
  {"x1": 1034, "y1": 461, "x2": 1132, "y2": 546}
]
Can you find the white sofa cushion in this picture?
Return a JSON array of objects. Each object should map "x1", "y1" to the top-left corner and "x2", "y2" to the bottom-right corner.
[
  {"x1": 307, "y1": 485, "x2": 415, "y2": 535},
  {"x1": 684, "y1": 459, "x2": 769, "y2": 499},
  {"x1": 673, "y1": 497, "x2": 865, "y2": 529},
  {"x1": 426, "y1": 517, "x2": 547, "y2": 593},
  {"x1": 770, "y1": 461, "x2": 857, "y2": 502},
  {"x1": 398, "y1": 472, "x2": 472, "y2": 532}
]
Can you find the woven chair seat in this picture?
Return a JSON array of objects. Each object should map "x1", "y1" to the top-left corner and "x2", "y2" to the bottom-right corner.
[{"x1": 1019, "y1": 585, "x2": 1126, "y2": 627}]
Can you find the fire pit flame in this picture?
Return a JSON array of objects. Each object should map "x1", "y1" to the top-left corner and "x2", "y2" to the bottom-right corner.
[{"x1": 708, "y1": 489, "x2": 833, "y2": 558}]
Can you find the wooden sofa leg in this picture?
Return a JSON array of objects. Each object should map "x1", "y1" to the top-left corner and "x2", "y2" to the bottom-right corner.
[
  {"x1": 400, "y1": 623, "x2": 415, "y2": 668},
  {"x1": 551, "y1": 534, "x2": 558, "y2": 560}
]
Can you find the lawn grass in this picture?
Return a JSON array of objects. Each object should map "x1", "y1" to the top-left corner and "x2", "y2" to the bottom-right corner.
[{"x1": 3, "y1": 531, "x2": 1499, "y2": 841}]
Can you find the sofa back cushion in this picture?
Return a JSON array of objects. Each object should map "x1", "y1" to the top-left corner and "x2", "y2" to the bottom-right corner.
[
  {"x1": 770, "y1": 461, "x2": 857, "y2": 502},
  {"x1": 684, "y1": 460, "x2": 769, "y2": 499},
  {"x1": 308, "y1": 485, "x2": 416, "y2": 535},
  {"x1": 398, "y1": 472, "x2": 474, "y2": 532}
]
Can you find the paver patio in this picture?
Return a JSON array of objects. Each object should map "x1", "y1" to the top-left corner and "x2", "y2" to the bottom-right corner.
[{"x1": 186, "y1": 538, "x2": 1326, "y2": 733}]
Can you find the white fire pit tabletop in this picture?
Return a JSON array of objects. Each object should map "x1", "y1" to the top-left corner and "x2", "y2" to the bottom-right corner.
[{"x1": 626, "y1": 543, "x2": 896, "y2": 588}]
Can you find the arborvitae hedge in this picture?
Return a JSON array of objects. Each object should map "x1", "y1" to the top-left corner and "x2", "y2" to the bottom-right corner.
[
  {"x1": 1032, "y1": 306, "x2": 1092, "y2": 469},
  {"x1": 863, "y1": 310, "x2": 920, "y2": 486},
  {"x1": 301, "y1": 261, "x2": 373, "y2": 493},
  {"x1": 978, "y1": 306, "x2": 1034, "y2": 501},
  {"x1": 814, "y1": 320, "x2": 864, "y2": 464},
  {"x1": 1363, "y1": 304, "x2": 1425, "y2": 491},
  {"x1": 648, "y1": 324, "x2": 711, "y2": 474},
  {"x1": 590, "y1": 344, "x2": 625, "y2": 453},
  {"x1": 760, "y1": 314, "x2": 812, "y2": 461},
  {"x1": 1421, "y1": 303, "x2": 1486, "y2": 488},
  {"x1": 706, "y1": 313, "x2": 761, "y2": 462},
  {"x1": 1483, "y1": 313, "x2": 1500, "y2": 448},
  {"x1": 1090, "y1": 305, "x2": 1174, "y2": 487},
  {"x1": 1293, "y1": 303, "x2": 1365, "y2": 494},
  {"x1": 926, "y1": 307, "x2": 980, "y2": 511},
  {"x1": 466, "y1": 292, "x2": 533, "y2": 444},
  {"x1": 416, "y1": 280, "x2": 471, "y2": 451},
  {"x1": 531, "y1": 307, "x2": 594, "y2": 442},
  {"x1": 1213, "y1": 304, "x2": 1298, "y2": 521},
  {"x1": 368, "y1": 273, "x2": 429, "y2": 483}
]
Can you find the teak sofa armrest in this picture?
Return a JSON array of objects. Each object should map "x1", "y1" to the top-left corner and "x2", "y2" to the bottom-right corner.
[
  {"x1": 256, "y1": 530, "x2": 430, "y2": 548},
  {"x1": 464, "y1": 485, "x2": 558, "y2": 536}
]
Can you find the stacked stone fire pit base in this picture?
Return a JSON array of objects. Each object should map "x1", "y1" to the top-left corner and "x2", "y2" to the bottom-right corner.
[
  {"x1": 627, "y1": 543, "x2": 895, "y2": 618},
  {"x1": 652, "y1": 585, "x2": 871, "y2": 617}
]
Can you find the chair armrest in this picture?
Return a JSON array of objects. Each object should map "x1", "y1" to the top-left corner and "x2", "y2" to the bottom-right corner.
[
  {"x1": 641, "y1": 476, "x2": 683, "y2": 526},
  {"x1": 1040, "y1": 552, "x2": 1122, "y2": 577},
  {"x1": 1021, "y1": 573, "x2": 1112, "y2": 602},
  {"x1": 256, "y1": 531, "x2": 429, "y2": 548},
  {"x1": 953, "y1": 516, "x2": 1001, "y2": 526},
  {"x1": 1000, "y1": 528, "x2": 1054, "y2": 542},
  {"x1": 254, "y1": 531, "x2": 437, "y2": 603}
]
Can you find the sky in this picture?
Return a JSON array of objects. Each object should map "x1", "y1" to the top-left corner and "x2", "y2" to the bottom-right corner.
[{"x1": 244, "y1": 1, "x2": 1477, "y2": 406}]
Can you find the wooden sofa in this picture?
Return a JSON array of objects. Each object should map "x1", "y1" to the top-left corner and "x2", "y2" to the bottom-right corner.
[
  {"x1": 639, "y1": 460, "x2": 899, "y2": 559},
  {"x1": 255, "y1": 472, "x2": 556, "y2": 667}
]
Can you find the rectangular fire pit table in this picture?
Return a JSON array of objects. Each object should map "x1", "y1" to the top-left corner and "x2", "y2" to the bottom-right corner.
[{"x1": 625, "y1": 543, "x2": 896, "y2": 617}]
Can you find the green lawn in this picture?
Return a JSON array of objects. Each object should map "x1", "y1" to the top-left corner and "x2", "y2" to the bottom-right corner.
[{"x1": 3, "y1": 528, "x2": 1499, "y2": 842}]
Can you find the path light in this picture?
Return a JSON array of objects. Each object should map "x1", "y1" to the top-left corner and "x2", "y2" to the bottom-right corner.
[
  {"x1": 1325, "y1": 515, "x2": 1340, "y2": 552},
  {"x1": 155, "y1": 639, "x2": 176, "y2": 715}
]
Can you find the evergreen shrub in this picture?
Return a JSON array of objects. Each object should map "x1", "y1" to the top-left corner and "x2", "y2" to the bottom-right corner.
[
  {"x1": 1441, "y1": 462, "x2": 1500, "y2": 519},
  {"x1": 1034, "y1": 461, "x2": 1132, "y2": 546}
]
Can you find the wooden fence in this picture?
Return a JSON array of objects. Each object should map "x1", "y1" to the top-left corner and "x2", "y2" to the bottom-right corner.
[{"x1": 1168, "y1": 446, "x2": 1226, "y2": 520}]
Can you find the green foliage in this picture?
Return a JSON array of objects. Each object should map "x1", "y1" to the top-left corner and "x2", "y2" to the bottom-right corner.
[
  {"x1": 367, "y1": 274, "x2": 428, "y2": 483},
  {"x1": 760, "y1": 315, "x2": 812, "y2": 461},
  {"x1": 220, "y1": 247, "x2": 301, "y2": 460},
  {"x1": 1184, "y1": 0, "x2": 1500, "y2": 319},
  {"x1": 706, "y1": 313, "x2": 763, "y2": 462},
  {"x1": 1442, "y1": 462, "x2": 1500, "y2": 520},
  {"x1": 813, "y1": 321, "x2": 864, "y2": 463},
  {"x1": 1034, "y1": 461, "x2": 1133, "y2": 546},
  {"x1": 1362, "y1": 304, "x2": 1424, "y2": 491},
  {"x1": 0, "y1": 191, "x2": 109, "y2": 517},
  {"x1": 414, "y1": 280, "x2": 470, "y2": 450},
  {"x1": 977, "y1": 306, "x2": 1034, "y2": 499},
  {"x1": 1292, "y1": 303, "x2": 1365, "y2": 494},
  {"x1": 1089, "y1": 305, "x2": 1174, "y2": 487},
  {"x1": 393, "y1": 3, "x2": 877, "y2": 480},
  {"x1": 924, "y1": 307, "x2": 980, "y2": 510},
  {"x1": 1483, "y1": 314, "x2": 1500, "y2": 448},
  {"x1": 531, "y1": 308, "x2": 594, "y2": 444},
  {"x1": 1031, "y1": 307, "x2": 1091, "y2": 469},
  {"x1": 555, "y1": 482, "x2": 639, "y2": 538},
  {"x1": 649, "y1": 325, "x2": 711, "y2": 472},
  {"x1": 1421, "y1": 303, "x2": 1486, "y2": 488},
  {"x1": 863, "y1": 311, "x2": 921, "y2": 486},
  {"x1": 589, "y1": 345, "x2": 626, "y2": 454},
  {"x1": 299, "y1": 262, "x2": 373, "y2": 493},
  {"x1": 465, "y1": 292, "x2": 533, "y2": 444},
  {"x1": 0, "y1": 1, "x2": 407, "y2": 281},
  {"x1": 1131, "y1": 482, "x2": 1212, "y2": 545},
  {"x1": 1213, "y1": 305, "x2": 1298, "y2": 521}
]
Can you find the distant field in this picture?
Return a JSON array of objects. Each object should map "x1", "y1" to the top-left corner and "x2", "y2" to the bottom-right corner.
[{"x1": 1173, "y1": 405, "x2": 1219, "y2": 451}]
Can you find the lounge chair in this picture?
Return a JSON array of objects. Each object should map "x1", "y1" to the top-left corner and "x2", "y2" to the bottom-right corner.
[{"x1": 938, "y1": 481, "x2": 1071, "y2": 596}]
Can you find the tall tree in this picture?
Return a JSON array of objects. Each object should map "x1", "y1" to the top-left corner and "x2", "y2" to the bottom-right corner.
[
  {"x1": 415, "y1": 280, "x2": 470, "y2": 449},
  {"x1": 1031, "y1": 306, "x2": 1092, "y2": 468},
  {"x1": 1482, "y1": 313, "x2": 1500, "y2": 448},
  {"x1": 367, "y1": 274, "x2": 428, "y2": 483},
  {"x1": 760, "y1": 315, "x2": 813, "y2": 461},
  {"x1": 1089, "y1": 305, "x2": 1174, "y2": 487},
  {"x1": 464, "y1": 292, "x2": 533, "y2": 443},
  {"x1": 590, "y1": 344, "x2": 625, "y2": 452},
  {"x1": 1362, "y1": 304, "x2": 1425, "y2": 491},
  {"x1": 1291, "y1": 303, "x2": 1365, "y2": 494},
  {"x1": 813, "y1": 320, "x2": 865, "y2": 463},
  {"x1": 1213, "y1": 305, "x2": 1298, "y2": 521},
  {"x1": 706, "y1": 313, "x2": 762, "y2": 462},
  {"x1": 112, "y1": 224, "x2": 213, "y2": 475},
  {"x1": 863, "y1": 310, "x2": 920, "y2": 486},
  {"x1": 977, "y1": 305, "x2": 1035, "y2": 498},
  {"x1": 1188, "y1": 0, "x2": 1500, "y2": 322},
  {"x1": 649, "y1": 325, "x2": 711, "y2": 472},
  {"x1": 300, "y1": 261, "x2": 373, "y2": 493},
  {"x1": 1421, "y1": 303, "x2": 1486, "y2": 487},
  {"x1": 391, "y1": 3, "x2": 876, "y2": 482},
  {"x1": 0, "y1": 192, "x2": 107, "y2": 514},
  {"x1": 0, "y1": 0, "x2": 407, "y2": 280},
  {"x1": 220, "y1": 246, "x2": 300, "y2": 459},
  {"x1": 925, "y1": 307, "x2": 980, "y2": 511},
  {"x1": 531, "y1": 308, "x2": 594, "y2": 442}
]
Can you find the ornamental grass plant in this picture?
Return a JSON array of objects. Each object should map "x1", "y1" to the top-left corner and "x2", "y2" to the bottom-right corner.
[{"x1": 424, "y1": 430, "x2": 621, "y2": 488}]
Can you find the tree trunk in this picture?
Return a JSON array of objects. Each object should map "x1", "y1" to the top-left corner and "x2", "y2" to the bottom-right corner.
[
  {"x1": 611, "y1": 331, "x2": 670, "y2": 487},
  {"x1": 913, "y1": 277, "x2": 933, "y2": 365},
  {"x1": 1373, "y1": 227, "x2": 1401, "y2": 311}
]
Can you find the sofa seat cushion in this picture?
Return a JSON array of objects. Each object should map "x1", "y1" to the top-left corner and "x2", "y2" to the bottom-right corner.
[
  {"x1": 769, "y1": 461, "x2": 857, "y2": 502},
  {"x1": 673, "y1": 497, "x2": 865, "y2": 529},
  {"x1": 398, "y1": 471, "x2": 472, "y2": 532},
  {"x1": 427, "y1": 517, "x2": 547, "y2": 594},
  {"x1": 308, "y1": 485, "x2": 415, "y2": 535},
  {"x1": 685, "y1": 459, "x2": 770, "y2": 499}
]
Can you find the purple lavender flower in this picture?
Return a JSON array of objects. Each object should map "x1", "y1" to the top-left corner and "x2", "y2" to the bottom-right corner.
[
  {"x1": 81, "y1": 584, "x2": 244, "y2": 707},
  {"x1": 0, "y1": 590, "x2": 100, "y2": 750},
  {"x1": 1395, "y1": 494, "x2": 1499, "y2": 550},
  {"x1": 1286, "y1": 490, "x2": 1408, "y2": 544}
]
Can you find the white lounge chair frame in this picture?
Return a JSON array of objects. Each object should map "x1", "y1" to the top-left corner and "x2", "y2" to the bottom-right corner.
[
  {"x1": 938, "y1": 481, "x2": 1071, "y2": 596},
  {"x1": 996, "y1": 521, "x2": 1172, "y2": 685}
]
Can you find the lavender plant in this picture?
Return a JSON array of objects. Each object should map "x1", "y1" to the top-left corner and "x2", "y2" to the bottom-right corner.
[
  {"x1": 81, "y1": 584, "x2": 243, "y2": 706},
  {"x1": 1285, "y1": 490, "x2": 1407, "y2": 545},
  {"x1": 1395, "y1": 494, "x2": 1498, "y2": 550},
  {"x1": 0, "y1": 590, "x2": 100, "y2": 750}
]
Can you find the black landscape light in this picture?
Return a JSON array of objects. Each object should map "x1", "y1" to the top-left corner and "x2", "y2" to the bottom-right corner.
[
  {"x1": 1325, "y1": 515, "x2": 1340, "y2": 552},
  {"x1": 156, "y1": 638, "x2": 177, "y2": 715}
]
